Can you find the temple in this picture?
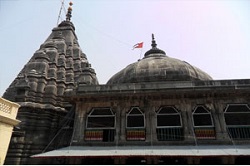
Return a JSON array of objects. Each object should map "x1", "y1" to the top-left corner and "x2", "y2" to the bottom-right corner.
[{"x1": 2, "y1": 2, "x2": 250, "y2": 165}]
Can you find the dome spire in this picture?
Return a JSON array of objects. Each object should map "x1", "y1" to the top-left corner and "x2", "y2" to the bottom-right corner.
[
  {"x1": 66, "y1": 1, "x2": 73, "y2": 21},
  {"x1": 144, "y1": 33, "x2": 166, "y2": 58},
  {"x1": 151, "y1": 34, "x2": 157, "y2": 48}
]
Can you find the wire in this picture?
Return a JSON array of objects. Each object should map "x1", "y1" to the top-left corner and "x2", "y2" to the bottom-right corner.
[
  {"x1": 73, "y1": 13, "x2": 132, "y2": 49},
  {"x1": 42, "y1": 106, "x2": 75, "y2": 153},
  {"x1": 57, "y1": 0, "x2": 65, "y2": 25}
]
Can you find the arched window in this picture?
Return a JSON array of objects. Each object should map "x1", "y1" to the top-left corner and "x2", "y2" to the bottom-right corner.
[
  {"x1": 156, "y1": 106, "x2": 183, "y2": 141},
  {"x1": 157, "y1": 106, "x2": 182, "y2": 127},
  {"x1": 126, "y1": 107, "x2": 145, "y2": 141},
  {"x1": 224, "y1": 104, "x2": 250, "y2": 139},
  {"x1": 85, "y1": 108, "x2": 115, "y2": 142},
  {"x1": 192, "y1": 106, "x2": 215, "y2": 139},
  {"x1": 126, "y1": 107, "x2": 145, "y2": 128}
]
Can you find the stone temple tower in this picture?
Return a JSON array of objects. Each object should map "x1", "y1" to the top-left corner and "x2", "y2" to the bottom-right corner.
[{"x1": 2, "y1": 3, "x2": 98, "y2": 164}]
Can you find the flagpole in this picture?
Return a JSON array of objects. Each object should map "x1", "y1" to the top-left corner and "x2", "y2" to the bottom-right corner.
[
  {"x1": 139, "y1": 48, "x2": 143, "y2": 59},
  {"x1": 132, "y1": 42, "x2": 144, "y2": 60}
]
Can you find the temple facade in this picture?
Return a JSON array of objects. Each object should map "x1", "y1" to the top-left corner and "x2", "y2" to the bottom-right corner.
[
  {"x1": 33, "y1": 36, "x2": 250, "y2": 165},
  {"x1": 3, "y1": 4, "x2": 250, "y2": 165}
]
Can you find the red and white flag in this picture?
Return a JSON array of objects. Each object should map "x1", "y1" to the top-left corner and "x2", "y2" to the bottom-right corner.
[{"x1": 133, "y1": 42, "x2": 143, "y2": 49}]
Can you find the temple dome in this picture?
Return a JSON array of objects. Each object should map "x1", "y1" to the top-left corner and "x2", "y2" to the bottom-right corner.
[{"x1": 107, "y1": 34, "x2": 212, "y2": 84}]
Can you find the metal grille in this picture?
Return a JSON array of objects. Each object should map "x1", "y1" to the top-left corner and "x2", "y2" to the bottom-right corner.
[
  {"x1": 156, "y1": 128, "x2": 184, "y2": 141},
  {"x1": 227, "y1": 126, "x2": 250, "y2": 140}
]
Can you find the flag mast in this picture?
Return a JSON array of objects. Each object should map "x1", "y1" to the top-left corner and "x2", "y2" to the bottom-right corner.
[
  {"x1": 132, "y1": 42, "x2": 144, "y2": 59},
  {"x1": 140, "y1": 48, "x2": 143, "y2": 59}
]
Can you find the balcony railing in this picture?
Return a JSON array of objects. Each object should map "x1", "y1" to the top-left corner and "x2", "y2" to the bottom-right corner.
[
  {"x1": 227, "y1": 126, "x2": 250, "y2": 140},
  {"x1": 156, "y1": 127, "x2": 184, "y2": 141}
]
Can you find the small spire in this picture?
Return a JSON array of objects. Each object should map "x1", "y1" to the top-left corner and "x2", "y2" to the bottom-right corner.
[
  {"x1": 66, "y1": 1, "x2": 73, "y2": 21},
  {"x1": 151, "y1": 33, "x2": 157, "y2": 48},
  {"x1": 144, "y1": 33, "x2": 166, "y2": 58}
]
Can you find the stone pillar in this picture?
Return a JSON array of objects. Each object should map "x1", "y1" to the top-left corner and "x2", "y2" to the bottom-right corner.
[
  {"x1": 209, "y1": 103, "x2": 223, "y2": 140},
  {"x1": 150, "y1": 106, "x2": 157, "y2": 142},
  {"x1": 71, "y1": 102, "x2": 79, "y2": 142},
  {"x1": 81, "y1": 104, "x2": 88, "y2": 143},
  {"x1": 120, "y1": 107, "x2": 126, "y2": 142},
  {"x1": 72, "y1": 102, "x2": 87, "y2": 144},
  {"x1": 115, "y1": 106, "x2": 121, "y2": 144},
  {"x1": 214, "y1": 103, "x2": 231, "y2": 141},
  {"x1": 145, "y1": 106, "x2": 152, "y2": 142},
  {"x1": 179, "y1": 103, "x2": 194, "y2": 142}
]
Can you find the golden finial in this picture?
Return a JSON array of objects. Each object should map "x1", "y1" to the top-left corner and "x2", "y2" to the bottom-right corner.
[{"x1": 66, "y1": 1, "x2": 73, "y2": 21}]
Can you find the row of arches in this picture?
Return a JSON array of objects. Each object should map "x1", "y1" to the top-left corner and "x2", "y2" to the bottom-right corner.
[{"x1": 84, "y1": 104, "x2": 250, "y2": 142}]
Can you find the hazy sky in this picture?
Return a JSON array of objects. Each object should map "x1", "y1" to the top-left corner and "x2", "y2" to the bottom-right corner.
[{"x1": 0, "y1": 0, "x2": 250, "y2": 96}]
